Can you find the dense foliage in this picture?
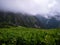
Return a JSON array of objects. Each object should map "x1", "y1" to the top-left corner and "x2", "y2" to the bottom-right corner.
[{"x1": 0, "y1": 26, "x2": 60, "y2": 45}]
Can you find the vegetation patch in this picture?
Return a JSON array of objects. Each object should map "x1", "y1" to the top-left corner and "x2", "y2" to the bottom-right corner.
[{"x1": 0, "y1": 26, "x2": 60, "y2": 45}]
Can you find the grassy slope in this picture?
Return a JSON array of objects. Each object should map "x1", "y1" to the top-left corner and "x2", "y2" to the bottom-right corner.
[{"x1": 0, "y1": 26, "x2": 60, "y2": 45}]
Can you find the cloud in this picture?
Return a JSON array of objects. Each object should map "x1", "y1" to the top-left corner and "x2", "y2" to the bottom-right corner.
[{"x1": 0, "y1": 0, "x2": 60, "y2": 16}]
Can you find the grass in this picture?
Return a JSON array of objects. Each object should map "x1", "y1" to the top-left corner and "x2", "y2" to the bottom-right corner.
[{"x1": 0, "y1": 26, "x2": 60, "y2": 45}]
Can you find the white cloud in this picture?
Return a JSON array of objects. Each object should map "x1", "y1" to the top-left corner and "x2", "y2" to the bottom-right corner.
[
  {"x1": 48, "y1": 0, "x2": 57, "y2": 9},
  {"x1": 0, "y1": 0, "x2": 59, "y2": 16}
]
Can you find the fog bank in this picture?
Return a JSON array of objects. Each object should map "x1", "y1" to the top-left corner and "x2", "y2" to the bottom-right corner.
[{"x1": 0, "y1": 0, "x2": 60, "y2": 16}]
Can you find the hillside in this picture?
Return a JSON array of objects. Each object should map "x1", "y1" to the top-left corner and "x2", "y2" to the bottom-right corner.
[
  {"x1": 0, "y1": 26, "x2": 60, "y2": 45},
  {"x1": 0, "y1": 11, "x2": 60, "y2": 28},
  {"x1": 35, "y1": 15, "x2": 60, "y2": 28},
  {"x1": 0, "y1": 11, "x2": 44, "y2": 28}
]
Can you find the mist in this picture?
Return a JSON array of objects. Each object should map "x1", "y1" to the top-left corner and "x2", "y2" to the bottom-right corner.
[{"x1": 0, "y1": 0, "x2": 60, "y2": 16}]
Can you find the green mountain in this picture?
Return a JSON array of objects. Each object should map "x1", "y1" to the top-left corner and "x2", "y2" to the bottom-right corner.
[
  {"x1": 0, "y1": 11, "x2": 43, "y2": 28},
  {"x1": 0, "y1": 11, "x2": 60, "y2": 28}
]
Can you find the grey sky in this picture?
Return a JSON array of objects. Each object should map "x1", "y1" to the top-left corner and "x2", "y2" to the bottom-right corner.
[{"x1": 0, "y1": 0, "x2": 60, "y2": 16}]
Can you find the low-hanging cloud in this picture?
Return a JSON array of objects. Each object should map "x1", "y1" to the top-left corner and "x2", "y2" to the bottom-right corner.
[{"x1": 0, "y1": 0, "x2": 60, "y2": 16}]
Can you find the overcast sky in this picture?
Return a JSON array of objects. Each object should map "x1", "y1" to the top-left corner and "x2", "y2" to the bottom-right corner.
[{"x1": 0, "y1": 0, "x2": 60, "y2": 16}]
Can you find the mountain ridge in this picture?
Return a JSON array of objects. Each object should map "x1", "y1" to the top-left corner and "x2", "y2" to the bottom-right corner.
[{"x1": 0, "y1": 11, "x2": 60, "y2": 28}]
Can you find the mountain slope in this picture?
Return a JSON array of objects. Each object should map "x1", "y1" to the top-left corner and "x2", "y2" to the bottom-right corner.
[
  {"x1": 0, "y1": 11, "x2": 60, "y2": 28},
  {"x1": 35, "y1": 14, "x2": 60, "y2": 28},
  {"x1": 0, "y1": 11, "x2": 43, "y2": 28}
]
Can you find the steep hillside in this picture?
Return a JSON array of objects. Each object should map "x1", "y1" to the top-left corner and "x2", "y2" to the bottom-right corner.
[
  {"x1": 0, "y1": 11, "x2": 43, "y2": 28},
  {"x1": 0, "y1": 11, "x2": 60, "y2": 28}
]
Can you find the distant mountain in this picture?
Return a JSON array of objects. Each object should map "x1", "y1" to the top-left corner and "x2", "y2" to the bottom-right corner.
[
  {"x1": 35, "y1": 15, "x2": 48, "y2": 28},
  {"x1": 0, "y1": 11, "x2": 43, "y2": 28},
  {"x1": 46, "y1": 15, "x2": 60, "y2": 28},
  {"x1": 35, "y1": 13, "x2": 60, "y2": 28},
  {"x1": 0, "y1": 11, "x2": 60, "y2": 28}
]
